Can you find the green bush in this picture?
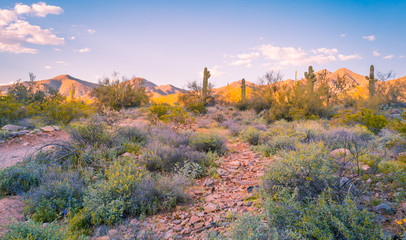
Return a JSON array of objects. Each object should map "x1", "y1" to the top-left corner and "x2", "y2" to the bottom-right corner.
[
  {"x1": 263, "y1": 188, "x2": 385, "y2": 240},
  {"x1": 298, "y1": 192, "x2": 384, "y2": 240},
  {"x1": 147, "y1": 103, "x2": 190, "y2": 124},
  {"x1": 0, "y1": 95, "x2": 24, "y2": 125},
  {"x1": 262, "y1": 142, "x2": 337, "y2": 201},
  {"x1": 91, "y1": 76, "x2": 149, "y2": 110},
  {"x1": 39, "y1": 100, "x2": 94, "y2": 125},
  {"x1": 336, "y1": 108, "x2": 388, "y2": 135},
  {"x1": 25, "y1": 169, "x2": 85, "y2": 222},
  {"x1": 190, "y1": 133, "x2": 227, "y2": 155},
  {"x1": 0, "y1": 162, "x2": 44, "y2": 197},
  {"x1": 231, "y1": 214, "x2": 269, "y2": 240},
  {"x1": 77, "y1": 158, "x2": 188, "y2": 228},
  {"x1": 3, "y1": 219, "x2": 88, "y2": 240},
  {"x1": 240, "y1": 126, "x2": 262, "y2": 145}
]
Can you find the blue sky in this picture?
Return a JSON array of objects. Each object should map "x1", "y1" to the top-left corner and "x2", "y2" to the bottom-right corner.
[{"x1": 0, "y1": 0, "x2": 405, "y2": 88}]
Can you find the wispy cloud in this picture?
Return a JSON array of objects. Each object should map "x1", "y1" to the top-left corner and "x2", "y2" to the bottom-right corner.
[
  {"x1": 56, "y1": 60, "x2": 68, "y2": 65},
  {"x1": 338, "y1": 54, "x2": 362, "y2": 61},
  {"x1": 340, "y1": 33, "x2": 347, "y2": 37},
  {"x1": 362, "y1": 35, "x2": 376, "y2": 41},
  {"x1": 75, "y1": 47, "x2": 90, "y2": 53},
  {"x1": 373, "y1": 50, "x2": 380, "y2": 56},
  {"x1": 70, "y1": 36, "x2": 75, "y2": 40},
  {"x1": 199, "y1": 65, "x2": 225, "y2": 78},
  {"x1": 87, "y1": 29, "x2": 96, "y2": 34},
  {"x1": 383, "y1": 54, "x2": 395, "y2": 60},
  {"x1": 400, "y1": 55, "x2": 405, "y2": 59},
  {"x1": 44, "y1": 65, "x2": 51, "y2": 69},
  {"x1": 0, "y1": 2, "x2": 64, "y2": 54},
  {"x1": 227, "y1": 44, "x2": 362, "y2": 68}
]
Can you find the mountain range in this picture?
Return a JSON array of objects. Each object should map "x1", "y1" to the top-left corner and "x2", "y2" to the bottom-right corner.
[{"x1": 0, "y1": 68, "x2": 403, "y2": 100}]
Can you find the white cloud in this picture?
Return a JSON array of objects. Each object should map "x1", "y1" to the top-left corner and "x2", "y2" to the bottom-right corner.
[
  {"x1": 400, "y1": 55, "x2": 405, "y2": 59},
  {"x1": 338, "y1": 54, "x2": 362, "y2": 61},
  {"x1": 70, "y1": 36, "x2": 75, "y2": 40},
  {"x1": 56, "y1": 60, "x2": 68, "y2": 65},
  {"x1": 312, "y1": 48, "x2": 339, "y2": 55},
  {"x1": 363, "y1": 35, "x2": 376, "y2": 41},
  {"x1": 373, "y1": 50, "x2": 380, "y2": 56},
  {"x1": 53, "y1": 48, "x2": 62, "y2": 51},
  {"x1": 340, "y1": 33, "x2": 347, "y2": 37},
  {"x1": 44, "y1": 65, "x2": 51, "y2": 69},
  {"x1": 75, "y1": 47, "x2": 90, "y2": 53},
  {"x1": 0, "y1": 2, "x2": 64, "y2": 54},
  {"x1": 230, "y1": 59, "x2": 252, "y2": 66},
  {"x1": 198, "y1": 65, "x2": 225, "y2": 78},
  {"x1": 237, "y1": 52, "x2": 260, "y2": 60},
  {"x1": 259, "y1": 36, "x2": 264, "y2": 40},
  {"x1": 383, "y1": 54, "x2": 395, "y2": 60},
  {"x1": 228, "y1": 43, "x2": 362, "y2": 68},
  {"x1": 87, "y1": 29, "x2": 96, "y2": 34},
  {"x1": 31, "y1": 2, "x2": 63, "y2": 17}
]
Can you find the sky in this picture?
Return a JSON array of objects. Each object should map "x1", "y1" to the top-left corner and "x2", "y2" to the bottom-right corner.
[{"x1": 0, "y1": 0, "x2": 405, "y2": 88}]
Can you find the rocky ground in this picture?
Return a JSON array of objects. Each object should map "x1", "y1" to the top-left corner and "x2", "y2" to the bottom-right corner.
[{"x1": 93, "y1": 142, "x2": 271, "y2": 240}]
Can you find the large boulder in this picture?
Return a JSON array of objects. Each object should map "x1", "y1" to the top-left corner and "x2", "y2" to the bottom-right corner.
[{"x1": 2, "y1": 125, "x2": 23, "y2": 132}]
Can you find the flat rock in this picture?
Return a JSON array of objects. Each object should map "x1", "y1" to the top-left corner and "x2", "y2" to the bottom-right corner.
[
  {"x1": 189, "y1": 216, "x2": 200, "y2": 225},
  {"x1": 229, "y1": 161, "x2": 241, "y2": 169},
  {"x1": 204, "y1": 203, "x2": 218, "y2": 213},
  {"x1": 373, "y1": 203, "x2": 395, "y2": 215},
  {"x1": 2, "y1": 125, "x2": 23, "y2": 131},
  {"x1": 41, "y1": 126, "x2": 55, "y2": 132},
  {"x1": 53, "y1": 125, "x2": 61, "y2": 131}
]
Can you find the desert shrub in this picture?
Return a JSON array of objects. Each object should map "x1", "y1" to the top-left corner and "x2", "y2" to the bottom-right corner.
[
  {"x1": 335, "y1": 108, "x2": 388, "y2": 135},
  {"x1": 78, "y1": 159, "x2": 188, "y2": 228},
  {"x1": 235, "y1": 100, "x2": 249, "y2": 111},
  {"x1": 0, "y1": 129, "x2": 14, "y2": 140},
  {"x1": 148, "y1": 127, "x2": 192, "y2": 147},
  {"x1": 0, "y1": 161, "x2": 44, "y2": 197},
  {"x1": 116, "y1": 126, "x2": 146, "y2": 144},
  {"x1": 3, "y1": 219, "x2": 88, "y2": 240},
  {"x1": 212, "y1": 113, "x2": 225, "y2": 123},
  {"x1": 323, "y1": 126, "x2": 374, "y2": 151},
  {"x1": 264, "y1": 188, "x2": 385, "y2": 240},
  {"x1": 91, "y1": 76, "x2": 149, "y2": 110},
  {"x1": 25, "y1": 168, "x2": 85, "y2": 222},
  {"x1": 147, "y1": 103, "x2": 190, "y2": 124},
  {"x1": 231, "y1": 214, "x2": 269, "y2": 240},
  {"x1": 262, "y1": 142, "x2": 337, "y2": 201},
  {"x1": 240, "y1": 126, "x2": 262, "y2": 145},
  {"x1": 260, "y1": 134, "x2": 298, "y2": 156},
  {"x1": 141, "y1": 142, "x2": 206, "y2": 172},
  {"x1": 222, "y1": 119, "x2": 243, "y2": 136},
  {"x1": 0, "y1": 95, "x2": 24, "y2": 125},
  {"x1": 190, "y1": 133, "x2": 227, "y2": 155},
  {"x1": 69, "y1": 121, "x2": 112, "y2": 148},
  {"x1": 174, "y1": 161, "x2": 204, "y2": 179},
  {"x1": 39, "y1": 99, "x2": 94, "y2": 125}
]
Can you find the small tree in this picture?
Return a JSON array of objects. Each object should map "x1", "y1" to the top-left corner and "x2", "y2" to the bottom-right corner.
[{"x1": 91, "y1": 74, "x2": 149, "y2": 110}]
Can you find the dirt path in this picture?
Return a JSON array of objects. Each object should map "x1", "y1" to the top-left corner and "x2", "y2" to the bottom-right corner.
[
  {"x1": 139, "y1": 142, "x2": 270, "y2": 239},
  {"x1": 0, "y1": 131, "x2": 69, "y2": 169},
  {"x1": 0, "y1": 131, "x2": 69, "y2": 237}
]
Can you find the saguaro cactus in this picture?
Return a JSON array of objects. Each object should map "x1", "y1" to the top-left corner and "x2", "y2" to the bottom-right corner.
[
  {"x1": 202, "y1": 67, "x2": 211, "y2": 101},
  {"x1": 241, "y1": 78, "x2": 246, "y2": 102},
  {"x1": 366, "y1": 65, "x2": 376, "y2": 98},
  {"x1": 304, "y1": 66, "x2": 316, "y2": 91}
]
